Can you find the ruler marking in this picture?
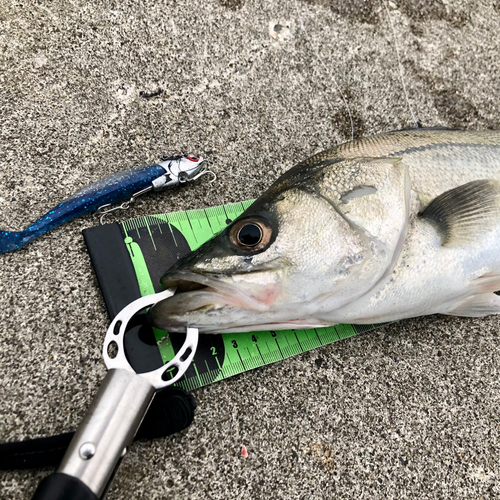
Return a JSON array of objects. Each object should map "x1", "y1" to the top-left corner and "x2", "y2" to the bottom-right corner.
[
  {"x1": 274, "y1": 338, "x2": 284, "y2": 359},
  {"x1": 148, "y1": 216, "x2": 158, "y2": 234},
  {"x1": 314, "y1": 329, "x2": 323, "y2": 346},
  {"x1": 255, "y1": 344, "x2": 265, "y2": 364},
  {"x1": 237, "y1": 350, "x2": 246, "y2": 371},
  {"x1": 222, "y1": 204, "x2": 233, "y2": 225},
  {"x1": 192, "y1": 363, "x2": 202, "y2": 387},
  {"x1": 133, "y1": 217, "x2": 141, "y2": 238},
  {"x1": 144, "y1": 219, "x2": 157, "y2": 251},
  {"x1": 282, "y1": 332, "x2": 291, "y2": 347},
  {"x1": 229, "y1": 363, "x2": 236, "y2": 376},
  {"x1": 185, "y1": 212, "x2": 198, "y2": 245},
  {"x1": 165, "y1": 215, "x2": 178, "y2": 247},
  {"x1": 215, "y1": 356, "x2": 222, "y2": 371},
  {"x1": 245, "y1": 351, "x2": 260, "y2": 370},
  {"x1": 264, "y1": 341, "x2": 271, "y2": 361},
  {"x1": 294, "y1": 332, "x2": 304, "y2": 352},
  {"x1": 203, "y1": 209, "x2": 213, "y2": 233}
]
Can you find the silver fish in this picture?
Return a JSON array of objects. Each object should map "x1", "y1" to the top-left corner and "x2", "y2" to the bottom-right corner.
[{"x1": 149, "y1": 128, "x2": 500, "y2": 333}]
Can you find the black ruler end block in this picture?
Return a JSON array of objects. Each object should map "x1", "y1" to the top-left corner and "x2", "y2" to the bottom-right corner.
[
  {"x1": 83, "y1": 223, "x2": 142, "y2": 319},
  {"x1": 82, "y1": 223, "x2": 163, "y2": 372}
]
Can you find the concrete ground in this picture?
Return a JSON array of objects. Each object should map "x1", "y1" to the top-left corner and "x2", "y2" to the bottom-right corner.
[{"x1": 1, "y1": 0, "x2": 500, "y2": 498}]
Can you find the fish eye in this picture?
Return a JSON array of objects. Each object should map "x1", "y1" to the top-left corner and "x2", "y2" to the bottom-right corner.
[
  {"x1": 229, "y1": 217, "x2": 273, "y2": 253},
  {"x1": 237, "y1": 223, "x2": 262, "y2": 246}
]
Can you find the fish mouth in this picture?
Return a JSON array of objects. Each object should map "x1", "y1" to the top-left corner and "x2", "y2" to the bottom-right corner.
[
  {"x1": 148, "y1": 270, "x2": 278, "y2": 332},
  {"x1": 160, "y1": 271, "x2": 273, "y2": 312},
  {"x1": 149, "y1": 270, "x2": 322, "y2": 333}
]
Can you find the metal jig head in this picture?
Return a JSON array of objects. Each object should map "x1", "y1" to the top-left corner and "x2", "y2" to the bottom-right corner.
[
  {"x1": 157, "y1": 153, "x2": 216, "y2": 185},
  {"x1": 97, "y1": 154, "x2": 216, "y2": 224}
]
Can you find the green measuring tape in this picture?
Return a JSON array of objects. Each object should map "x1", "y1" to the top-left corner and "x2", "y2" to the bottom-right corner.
[{"x1": 120, "y1": 201, "x2": 381, "y2": 392}]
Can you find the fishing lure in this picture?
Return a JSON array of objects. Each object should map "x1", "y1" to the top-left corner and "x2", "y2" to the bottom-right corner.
[{"x1": 0, "y1": 154, "x2": 213, "y2": 254}]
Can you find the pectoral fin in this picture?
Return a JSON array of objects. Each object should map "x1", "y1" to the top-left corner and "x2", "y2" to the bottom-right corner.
[
  {"x1": 443, "y1": 271, "x2": 500, "y2": 317},
  {"x1": 444, "y1": 293, "x2": 500, "y2": 317},
  {"x1": 420, "y1": 180, "x2": 500, "y2": 246}
]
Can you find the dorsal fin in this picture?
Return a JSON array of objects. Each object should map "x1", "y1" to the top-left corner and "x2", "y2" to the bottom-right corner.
[
  {"x1": 388, "y1": 126, "x2": 455, "y2": 133},
  {"x1": 420, "y1": 180, "x2": 500, "y2": 246}
]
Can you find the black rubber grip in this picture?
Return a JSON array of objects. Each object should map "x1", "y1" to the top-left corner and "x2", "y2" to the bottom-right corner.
[
  {"x1": 31, "y1": 473, "x2": 97, "y2": 500},
  {"x1": 0, "y1": 388, "x2": 196, "y2": 470},
  {"x1": 0, "y1": 432, "x2": 74, "y2": 470}
]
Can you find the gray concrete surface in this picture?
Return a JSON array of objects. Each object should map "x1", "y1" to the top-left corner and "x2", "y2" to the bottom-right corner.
[{"x1": 1, "y1": 0, "x2": 500, "y2": 498}]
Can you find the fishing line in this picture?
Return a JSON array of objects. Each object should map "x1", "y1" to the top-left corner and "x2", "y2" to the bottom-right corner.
[
  {"x1": 380, "y1": 0, "x2": 420, "y2": 127},
  {"x1": 214, "y1": 169, "x2": 265, "y2": 185},
  {"x1": 293, "y1": 0, "x2": 355, "y2": 142},
  {"x1": 200, "y1": 2, "x2": 358, "y2": 198},
  {"x1": 188, "y1": 120, "x2": 271, "y2": 210},
  {"x1": 207, "y1": 166, "x2": 266, "y2": 210}
]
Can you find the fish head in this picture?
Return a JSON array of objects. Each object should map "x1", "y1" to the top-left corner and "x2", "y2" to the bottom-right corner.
[{"x1": 149, "y1": 156, "x2": 411, "y2": 333}]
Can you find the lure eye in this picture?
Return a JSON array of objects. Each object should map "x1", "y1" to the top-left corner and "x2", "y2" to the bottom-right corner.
[{"x1": 229, "y1": 217, "x2": 273, "y2": 253}]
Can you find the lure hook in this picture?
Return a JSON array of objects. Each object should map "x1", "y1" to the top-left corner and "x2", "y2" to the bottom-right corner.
[
  {"x1": 97, "y1": 202, "x2": 130, "y2": 225},
  {"x1": 97, "y1": 186, "x2": 153, "y2": 225},
  {"x1": 190, "y1": 168, "x2": 217, "y2": 183}
]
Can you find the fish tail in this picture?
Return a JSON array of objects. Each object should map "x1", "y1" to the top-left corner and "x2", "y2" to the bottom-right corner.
[{"x1": 0, "y1": 230, "x2": 36, "y2": 254}]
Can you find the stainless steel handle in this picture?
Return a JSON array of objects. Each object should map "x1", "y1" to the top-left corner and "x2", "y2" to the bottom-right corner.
[{"x1": 58, "y1": 369, "x2": 155, "y2": 498}]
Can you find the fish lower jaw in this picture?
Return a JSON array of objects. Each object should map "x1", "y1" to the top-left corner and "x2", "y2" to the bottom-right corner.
[
  {"x1": 186, "y1": 318, "x2": 337, "y2": 334},
  {"x1": 149, "y1": 299, "x2": 331, "y2": 333}
]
